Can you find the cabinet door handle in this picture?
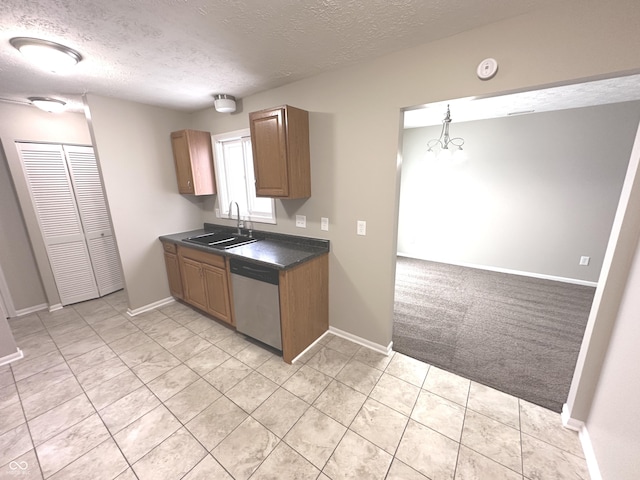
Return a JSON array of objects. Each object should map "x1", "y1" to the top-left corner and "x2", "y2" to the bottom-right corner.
[{"x1": 187, "y1": 180, "x2": 192, "y2": 187}]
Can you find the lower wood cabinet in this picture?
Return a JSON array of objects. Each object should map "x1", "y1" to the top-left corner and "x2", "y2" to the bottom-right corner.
[
  {"x1": 162, "y1": 242, "x2": 183, "y2": 300},
  {"x1": 181, "y1": 257, "x2": 208, "y2": 311},
  {"x1": 161, "y1": 240, "x2": 328, "y2": 362},
  {"x1": 203, "y1": 264, "x2": 232, "y2": 323},
  {"x1": 279, "y1": 253, "x2": 328, "y2": 363},
  {"x1": 175, "y1": 245, "x2": 234, "y2": 326}
]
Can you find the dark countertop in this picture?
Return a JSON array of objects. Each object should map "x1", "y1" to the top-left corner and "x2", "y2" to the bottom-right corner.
[{"x1": 159, "y1": 223, "x2": 330, "y2": 270}]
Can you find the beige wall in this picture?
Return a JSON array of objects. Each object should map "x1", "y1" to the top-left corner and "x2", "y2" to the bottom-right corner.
[
  {"x1": 0, "y1": 102, "x2": 92, "y2": 310},
  {"x1": 84, "y1": 95, "x2": 202, "y2": 310},
  {"x1": 399, "y1": 103, "x2": 639, "y2": 283},
  {"x1": 189, "y1": 0, "x2": 640, "y2": 347},
  {"x1": 0, "y1": 315, "x2": 19, "y2": 360}
]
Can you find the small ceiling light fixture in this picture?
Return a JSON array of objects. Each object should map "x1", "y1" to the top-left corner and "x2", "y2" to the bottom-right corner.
[
  {"x1": 213, "y1": 94, "x2": 236, "y2": 113},
  {"x1": 28, "y1": 97, "x2": 66, "y2": 113},
  {"x1": 426, "y1": 105, "x2": 467, "y2": 163},
  {"x1": 10, "y1": 37, "x2": 82, "y2": 73}
]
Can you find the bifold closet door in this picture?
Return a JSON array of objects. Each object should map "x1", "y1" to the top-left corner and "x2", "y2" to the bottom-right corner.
[
  {"x1": 17, "y1": 143, "x2": 99, "y2": 305},
  {"x1": 64, "y1": 145, "x2": 123, "y2": 296}
]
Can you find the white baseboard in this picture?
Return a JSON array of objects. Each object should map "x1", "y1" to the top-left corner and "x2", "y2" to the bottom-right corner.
[
  {"x1": 561, "y1": 404, "x2": 602, "y2": 479},
  {"x1": 579, "y1": 425, "x2": 602, "y2": 480},
  {"x1": 397, "y1": 253, "x2": 598, "y2": 287},
  {"x1": 291, "y1": 331, "x2": 329, "y2": 364},
  {"x1": 15, "y1": 303, "x2": 48, "y2": 317},
  {"x1": 291, "y1": 327, "x2": 393, "y2": 364},
  {"x1": 561, "y1": 403, "x2": 584, "y2": 431},
  {"x1": 328, "y1": 326, "x2": 393, "y2": 355},
  {"x1": 48, "y1": 303, "x2": 63, "y2": 313},
  {"x1": 127, "y1": 297, "x2": 174, "y2": 317},
  {"x1": 0, "y1": 348, "x2": 23, "y2": 366}
]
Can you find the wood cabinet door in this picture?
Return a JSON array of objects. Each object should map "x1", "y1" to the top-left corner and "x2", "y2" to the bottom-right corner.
[
  {"x1": 170, "y1": 130, "x2": 196, "y2": 194},
  {"x1": 163, "y1": 252, "x2": 183, "y2": 299},
  {"x1": 250, "y1": 107, "x2": 289, "y2": 197},
  {"x1": 181, "y1": 258, "x2": 207, "y2": 311},
  {"x1": 170, "y1": 130, "x2": 216, "y2": 195},
  {"x1": 203, "y1": 264, "x2": 231, "y2": 324}
]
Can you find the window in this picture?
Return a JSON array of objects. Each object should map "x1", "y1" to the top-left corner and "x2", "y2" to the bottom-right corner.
[{"x1": 212, "y1": 129, "x2": 276, "y2": 224}]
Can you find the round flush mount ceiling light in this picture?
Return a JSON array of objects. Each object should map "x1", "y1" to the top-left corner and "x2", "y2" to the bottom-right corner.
[
  {"x1": 213, "y1": 94, "x2": 236, "y2": 113},
  {"x1": 28, "y1": 97, "x2": 67, "y2": 113},
  {"x1": 10, "y1": 37, "x2": 82, "y2": 73}
]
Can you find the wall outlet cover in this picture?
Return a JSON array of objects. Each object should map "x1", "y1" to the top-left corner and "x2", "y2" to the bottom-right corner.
[
  {"x1": 357, "y1": 220, "x2": 366, "y2": 236},
  {"x1": 321, "y1": 217, "x2": 329, "y2": 231},
  {"x1": 296, "y1": 215, "x2": 306, "y2": 228}
]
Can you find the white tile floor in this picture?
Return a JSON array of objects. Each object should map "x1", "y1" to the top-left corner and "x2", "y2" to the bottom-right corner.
[{"x1": 1, "y1": 290, "x2": 590, "y2": 479}]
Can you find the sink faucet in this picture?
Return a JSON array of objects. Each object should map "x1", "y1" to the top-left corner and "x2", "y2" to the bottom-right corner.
[{"x1": 229, "y1": 201, "x2": 243, "y2": 235}]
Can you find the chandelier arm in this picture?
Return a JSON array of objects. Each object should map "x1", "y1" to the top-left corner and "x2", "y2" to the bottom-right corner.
[
  {"x1": 426, "y1": 139, "x2": 444, "y2": 150},
  {"x1": 447, "y1": 137, "x2": 465, "y2": 148}
]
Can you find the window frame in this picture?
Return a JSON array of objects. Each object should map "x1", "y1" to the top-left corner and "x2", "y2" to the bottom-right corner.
[{"x1": 212, "y1": 129, "x2": 276, "y2": 225}]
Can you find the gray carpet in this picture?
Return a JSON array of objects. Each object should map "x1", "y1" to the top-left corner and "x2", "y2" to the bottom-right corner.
[{"x1": 392, "y1": 257, "x2": 595, "y2": 412}]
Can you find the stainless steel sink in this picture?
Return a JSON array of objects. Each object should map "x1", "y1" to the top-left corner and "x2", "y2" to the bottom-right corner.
[{"x1": 184, "y1": 232, "x2": 257, "y2": 249}]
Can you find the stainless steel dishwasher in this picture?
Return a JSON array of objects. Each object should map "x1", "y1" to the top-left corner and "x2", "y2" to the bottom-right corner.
[{"x1": 230, "y1": 258, "x2": 282, "y2": 351}]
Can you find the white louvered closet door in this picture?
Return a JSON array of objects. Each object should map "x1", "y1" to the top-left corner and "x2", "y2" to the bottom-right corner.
[
  {"x1": 16, "y1": 143, "x2": 99, "y2": 305},
  {"x1": 64, "y1": 145, "x2": 123, "y2": 296}
]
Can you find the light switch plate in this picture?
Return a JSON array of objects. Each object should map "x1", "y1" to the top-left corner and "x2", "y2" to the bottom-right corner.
[
  {"x1": 579, "y1": 256, "x2": 590, "y2": 266},
  {"x1": 296, "y1": 215, "x2": 306, "y2": 228},
  {"x1": 357, "y1": 220, "x2": 366, "y2": 236},
  {"x1": 321, "y1": 217, "x2": 329, "y2": 231}
]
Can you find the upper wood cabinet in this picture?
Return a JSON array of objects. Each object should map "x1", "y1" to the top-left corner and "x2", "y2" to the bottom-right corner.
[
  {"x1": 170, "y1": 129, "x2": 216, "y2": 195},
  {"x1": 249, "y1": 105, "x2": 310, "y2": 198}
]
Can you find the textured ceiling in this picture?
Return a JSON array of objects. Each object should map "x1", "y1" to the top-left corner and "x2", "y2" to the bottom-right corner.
[{"x1": 0, "y1": 0, "x2": 556, "y2": 112}]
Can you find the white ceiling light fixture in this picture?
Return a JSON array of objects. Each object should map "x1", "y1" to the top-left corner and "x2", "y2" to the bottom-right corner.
[
  {"x1": 213, "y1": 94, "x2": 236, "y2": 113},
  {"x1": 426, "y1": 105, "x2": 468, "y2": 163},
  {"x1": 10, "y1": 37, "x2": 82, "y2": 73},
  {"x1": 28, "y1": 97, "x2": 67, "y2": 113}
]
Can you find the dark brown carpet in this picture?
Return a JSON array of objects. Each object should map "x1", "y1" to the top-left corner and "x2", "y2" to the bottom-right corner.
[{"x1": 392, "y1": 257, "x2": 595, "y2": 412}]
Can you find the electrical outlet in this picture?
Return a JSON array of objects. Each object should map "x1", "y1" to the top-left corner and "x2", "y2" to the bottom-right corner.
[
  {"x1": 579, "y1": 256, "x2": 590, "y2": 266},
  {"x1": 296, "y1": 215, "x2": 306, "y2": 228},
  {"x1": 321, "y1": 217, "x2": 329, "y2": 231},
  {"x1": 357, "y1": 220, "x2": 366, "y2": 236}
]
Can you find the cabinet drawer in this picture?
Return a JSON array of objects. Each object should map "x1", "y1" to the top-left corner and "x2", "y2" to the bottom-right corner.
[
  {"x1": 162, "y1": 242, "x2": 177, "y2": 254},
  {"x1": 178, "y1": 245, "x2": 225, "y2": 268}
]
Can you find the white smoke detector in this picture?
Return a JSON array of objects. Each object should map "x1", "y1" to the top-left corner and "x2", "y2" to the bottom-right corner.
[{"x1": 477, "y1": 58, "x2": 498, "y2": 80}]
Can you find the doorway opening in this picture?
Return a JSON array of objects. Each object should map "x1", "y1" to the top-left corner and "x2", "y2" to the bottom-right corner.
[{"x1": 393, "y1": 74, "x2": 640, "y2": 411}]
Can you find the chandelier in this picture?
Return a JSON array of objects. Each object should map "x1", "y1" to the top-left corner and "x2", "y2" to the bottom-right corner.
[{"x1": 426, "y1": 105, "x2": 468, "y2": 162}]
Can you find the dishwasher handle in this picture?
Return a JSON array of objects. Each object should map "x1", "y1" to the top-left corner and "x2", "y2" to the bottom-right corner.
[{"x1": 230, "y1": 259, "x2": 279, "y2": 285}]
